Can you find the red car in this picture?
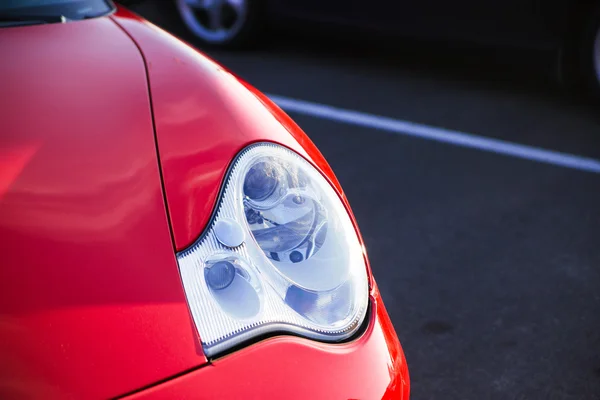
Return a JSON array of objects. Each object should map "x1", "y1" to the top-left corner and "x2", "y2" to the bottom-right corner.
[{"x1": 0, "y1": 0, "x2": 409, "y2": 399}]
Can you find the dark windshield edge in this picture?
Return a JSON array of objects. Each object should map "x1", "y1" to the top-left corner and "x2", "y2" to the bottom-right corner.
[{"x1": 85, "y1": 1, "x2": 116, "y2": 19}]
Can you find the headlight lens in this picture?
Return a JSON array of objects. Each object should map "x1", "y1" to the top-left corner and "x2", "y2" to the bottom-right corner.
[{"x1": 177, "y1": 143, "x2": 369, "y2": 356}]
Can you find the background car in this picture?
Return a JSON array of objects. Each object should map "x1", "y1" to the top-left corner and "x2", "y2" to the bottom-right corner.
[{"x1": 173, "y1": 0, "x2": 600, "y2": 97}]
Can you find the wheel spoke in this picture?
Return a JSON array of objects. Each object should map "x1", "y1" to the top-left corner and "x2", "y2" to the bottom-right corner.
[
  {"x1": 224, "y1": 0, "x2": 245, "y2": 14},
  {"x1": 206, "y1": 4, "x2": 223, "y2": 30}
]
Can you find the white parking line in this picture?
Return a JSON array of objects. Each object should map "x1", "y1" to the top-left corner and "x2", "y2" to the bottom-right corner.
[{"x1": 268, "y1": 94, "x2": 600, "y2": 174}]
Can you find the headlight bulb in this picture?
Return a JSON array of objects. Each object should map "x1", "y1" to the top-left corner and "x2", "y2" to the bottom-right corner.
[{"x1": 205, "y1": 260, "x2": 236, "y2": 290}]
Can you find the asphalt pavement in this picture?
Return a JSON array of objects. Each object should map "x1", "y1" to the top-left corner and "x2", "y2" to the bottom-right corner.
[{"x1": 133, "y1": 2, "x2": 600, "y2": 399}]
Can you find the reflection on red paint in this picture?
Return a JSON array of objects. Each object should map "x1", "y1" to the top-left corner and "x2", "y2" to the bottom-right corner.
[{"x1": 0, "y1": 143, "x2": 39, "y2": 201}]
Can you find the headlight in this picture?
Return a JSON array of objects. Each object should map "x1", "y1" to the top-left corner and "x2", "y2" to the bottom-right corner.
[{"x1": 177, "y1": 143, "x2": 369, "y2": 356}]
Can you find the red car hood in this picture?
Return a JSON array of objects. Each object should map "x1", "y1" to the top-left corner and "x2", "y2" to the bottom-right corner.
[{"x1": 0, "y1": 17, "x2": 206, "y2": 399}]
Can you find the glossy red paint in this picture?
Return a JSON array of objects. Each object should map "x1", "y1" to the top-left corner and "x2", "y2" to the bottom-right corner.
[
  {"x1": 0, "y1": 17, "x2": 206, "y2": 399},
  {"x1": 124, "y1": 286, "x2": 409, "y2": 400}
]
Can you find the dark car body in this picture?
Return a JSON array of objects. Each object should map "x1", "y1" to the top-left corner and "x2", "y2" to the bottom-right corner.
[
  {"x1": 269, "y1": 0, "x2": 594, "y2": 51},
  {"x1": 173, "y1": 0, "x2": 599, "y2": 94}
]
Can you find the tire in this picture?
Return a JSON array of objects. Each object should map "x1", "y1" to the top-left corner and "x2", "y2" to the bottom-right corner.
[
  {"x1": 174, "y1": 0, "x2": 263, "y2": 49},
  {"x1": 578, "y1": 4, "x2": 600, "y2": 99}
]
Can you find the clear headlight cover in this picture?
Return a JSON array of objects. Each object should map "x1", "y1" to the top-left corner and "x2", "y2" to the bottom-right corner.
[{"x1": 177, "y1": 143, "x2": 369, "y2": 356}]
